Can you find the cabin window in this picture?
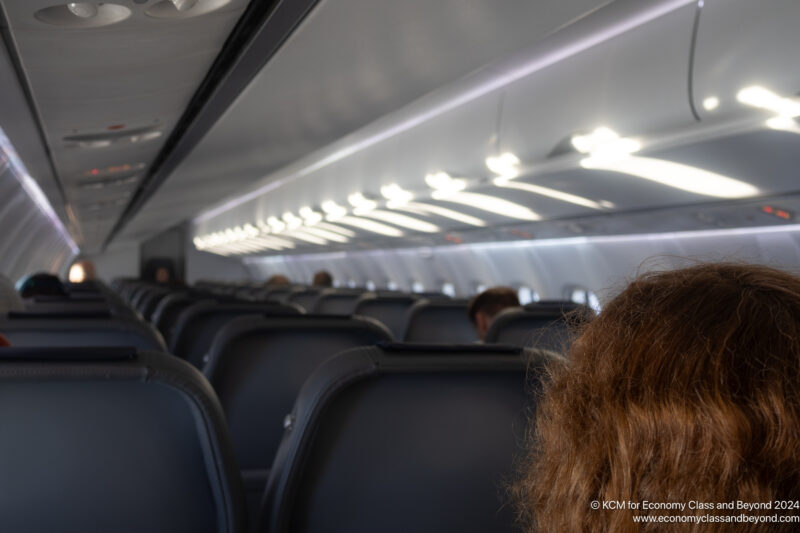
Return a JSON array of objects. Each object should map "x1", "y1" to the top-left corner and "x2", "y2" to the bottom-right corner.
[
  {"x1": 517, "y1": 286, "x2": 539, "y2": 305},
  {"x1": 365, "y1": 280, "x2": 376, "y2": 291},
  {"x1": 441, "y1": 282, "x2": 456, "y2": 298},
  {"x1": 569, "y1": 286, "x2": 601, "y2": 312},
  {"x1": 387, "y1": 280, "x2": 398, "y2": 291},
  {"x1": 411, "y1": 281, "x2": 425, "y2": 293},
  {"x1": 475, "y1": 283, "x2": 487, "y2": 294},
  {"x1": 347, "y1": 279, "x2": 357, "y2": 288}
]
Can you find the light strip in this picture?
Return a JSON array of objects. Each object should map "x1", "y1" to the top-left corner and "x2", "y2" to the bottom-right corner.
[
  {"x1": 334, "y1": 216, "x2": 404, "y2": 237},
  {"x1": 493, "y1": 178, "x2": 603, "y2": 209},
  {"x1": 315, "y1": 221, "x2": 357, "y2": 237},
  {"x1": 243, "y1": 223, "x2": 800, "y2": 265},
  {"x1": 195, "y1": 0, "x2": 695, "y2": 223},
  {"x1": 431, "y1": 190, "x2": 541, "y2": 220},
  {"x1": 581, "y1": 155, "x2": 759, "y2": 198},
  {"x1": 0, "y1": 127, "x2": 77, "y2": 252},
  {"x1": 300, "y1": 226, "x2": 350, "y2": 243},
  {"x1": 395, "y1": 202, "x2": 487, "y2": 227},
  {"x1": 284, "y1": 229, "x2": 329, "y2": 245},
  {"x1": 359, "y1": 209, "x2": 440, "y2": 233}
]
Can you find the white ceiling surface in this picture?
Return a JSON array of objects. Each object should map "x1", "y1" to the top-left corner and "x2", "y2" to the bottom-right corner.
[
  {"x1": 189, "y1": 0, "x2": 800, "y2": 257},
  {"x1": 1, "y1": 0, "x2": 249, "y2": 251},
  {"x1": 118, "y1": 0, "x2": 613, "y2": 242}
]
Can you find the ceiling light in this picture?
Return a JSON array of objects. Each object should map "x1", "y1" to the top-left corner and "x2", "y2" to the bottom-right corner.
[
  {"x1": 67, "y1": 2, "x2": 99, "y2": 18},
  {"x1": 493, "y1": 178, "x2": 603, "y2": 209},
  {"x1": 737, "y1": 86, "x2": 800, "y2": 117},
  {"x1": 348, "y1": 192, "x2": 378, "y2": 215},
  {"x1": 321, "y1": 200, "x2": 348, "y2": 221},
  {"x1": 581, "y1": 155, "x2": 758, "y2": 198},
  {"x1": 359, "y1": 210, "x2": 440, "y2": 233},
  {"x1": 282, "y1": 212, "x2": 303, "y2": 230},
  {"x1": 425, "y1": 172, "x2": 466, "y2": 195},
  {"x1": 267, "y1": 216, "x2": 287, "y2": 233},
  {"x1": 572, "y1": 127, "x2": 641, "y2": 164},
  {"x1": 298, "y1": 206, "x2": 323, "y2": 226},
  {"x1": 486, "y1": 152, "x2": 521, "y2": 178},
  {"x1": 380, "y1": 183, "x2": 414, "y2": 207},
  {"x1": 702, "y1": 96, "x2": 720, "y2": 112}
]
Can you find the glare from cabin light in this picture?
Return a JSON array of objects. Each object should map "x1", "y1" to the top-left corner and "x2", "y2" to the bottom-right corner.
[
  {"x1": 702, "y1": 96, "x2": 720, "y2": 112},
  {"x1": 441, "y1": 282, "x2": 456, "y2": 298},
  {"x1": 284, "y1": 229, "x2": 329, "y2": 246},
  {"x1": 581, "y1": 155, "x2": 758, "y2": 198},
  {"x1": 169, "y1": 0, "x2": 199, "y2": 12},
  {"x1": 431, "y1": 190, "x2": 541, "y2": 220},
  {"x1": 395, "y1": 203, "x2": 487, "y2": 227},
  {"x1": 267, "y1": 216, "x2": 287, "y2": 233},
  {"x1": 68, "y1": 263, "x2": 85, "y2": 283},
  {"x1": 315, "y1": 222, "x2": 357, "y2": 237},
  {"x1": 485, "y1": 152, "x2": 521, "y2": 178},
  {"x1": 347, "y1": 193, "x2": 378, "y2": 215},
  {"x1": 737, "y1": 86, "x2": 800, "y2": 117},
  {"x1": 766, "y1": 116, "x2": 800, "y2": 134},
  {"x1": 300, "y1": 226, "x2": 349, "y2": 243},
  {"x1": 321, "y1": 200, "x2": 348, "y2": 221},
  {"x1": 359, "y1": 210, "x2": 440, "y2": 233},
  {"x1": 67, "y1": 2, "x2": 98, "y2": 18},
  {"x1": 335, "y1": 216, "x2": 404, "y2": 237},
  {"x1": 493, "y1": 178, "x2": 603, "y2": 209}
]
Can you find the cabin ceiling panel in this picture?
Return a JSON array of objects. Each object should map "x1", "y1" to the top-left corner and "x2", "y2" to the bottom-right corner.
[
  {"x1": 0, "y1": 0, "x2": 249, "y2": 252},
  {"x1": 117, "y1": 0, "x2": 612, "y2": 242}
]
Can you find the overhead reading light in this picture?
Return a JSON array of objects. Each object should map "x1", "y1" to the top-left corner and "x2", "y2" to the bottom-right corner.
[
  {"x1": 267, "y1": 216, "x2": 287, "y2": 233},
  {"x1": 349, "y1": 191, "x2": 440, "y2": 233},
  {"x1": 299, "y1": 206, "x2": 355, "y2": 239},
  {"x1": 425, "y1": 172, "x2": 540, "y2": 221},
  {"x1": 321, "y1": 200, "x2": 348, "y2": 221},
  {"x1": 702, "y1": 96, "x2": 720, "y2": 112},
  {"x1": 485, "y1": 152, "x2": 521, "y2": 178},
  {"x1": 35, "y1": 3, "x2": 131, "y2": 27},
  {"x1": 67, "y1": 2, "x2": 98, "y2": 18},
  {"x1": 493, "y1": 178, "x2": 603, "y2": 209},
  {"x1": 381, "y1": 183, "x2": 486, "y2": 227},
  {"x1": 298, "y1": 206, "x2": 323, "y2": 226},
  {"x1": 146, "y1": 0, "x2": 231, "y2": 19}
]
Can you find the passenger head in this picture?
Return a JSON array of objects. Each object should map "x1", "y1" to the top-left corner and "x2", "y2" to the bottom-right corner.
[
  {"x1": 154, "y1": 266, "x2": 171, "y2": 284},
  {"x1": 17, "y1": 272, "x2": 66, "y2": 298},
  {"x1": 312, "y1": 270, "x2": 333, "y2": 288},
  {"x1": 515, "y1": 263, "x2": 800, "y2": 532},
  {"x1": 266, "y1": 274, "x2": 290, "y2": 287},
  {"x1": 467, "y1": 286, "x2": 520, "y2": 340}
]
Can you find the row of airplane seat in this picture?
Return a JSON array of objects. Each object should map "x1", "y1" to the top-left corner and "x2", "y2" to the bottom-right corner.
[{"x1": 0, "y1": 274, "x2": 583, "y2": 532}]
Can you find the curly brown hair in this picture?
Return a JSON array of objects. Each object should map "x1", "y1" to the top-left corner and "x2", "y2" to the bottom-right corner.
[{"x1": 515, "y1": 263, "x2": 800, "y2": 532}]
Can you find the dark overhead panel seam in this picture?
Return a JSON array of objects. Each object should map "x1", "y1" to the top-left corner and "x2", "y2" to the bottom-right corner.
[
  {"x1": 0, "y1": 3, "x2": 81, "y2": 241},
  {"x1": 104, "y1": 0, "x2": 324, "y2": 251},
  {"x1": 687, "y1": 0, "x2": 704, "y2": 122}
]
